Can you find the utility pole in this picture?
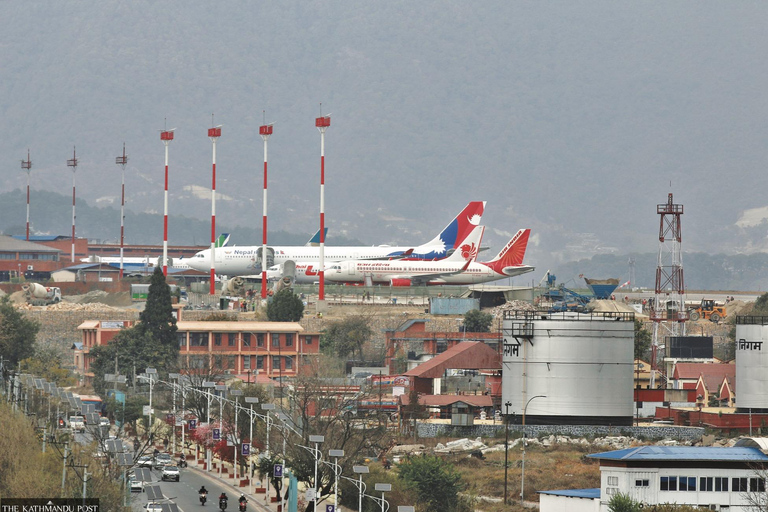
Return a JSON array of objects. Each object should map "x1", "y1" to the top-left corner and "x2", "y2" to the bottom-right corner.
[{"x1": 61, "y1": 442, "x2": 69, "y2": 492}]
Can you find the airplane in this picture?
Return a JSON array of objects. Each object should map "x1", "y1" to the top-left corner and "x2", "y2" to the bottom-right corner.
[
  {"x1": 186, "y1": 202, "x2": 486, "y2": 275},
  {"x1": 324, "y1": 227, "x2": 534, "y2": 286}
]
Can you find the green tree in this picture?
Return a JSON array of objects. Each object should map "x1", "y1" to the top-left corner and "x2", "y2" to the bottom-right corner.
[
  {"x1": 397, "y1": 454, "x2": 464, "y2": 511},
  {"x1": 463, "y1": 309, "x2": 493, "y2": 333},
  {"x1": 607, "y1": 492, "x2": 641, "y2": 512},
  {"x1": 634, "y1": 319, "x2": 652, "y2": 360},
  {"x1": 136, "y1": 267, "x2": 178, "y2": 366},
  {"x1": 0, "y1": 296, "x2": 39, "y2": 366},
  {"x1": 266, "y1": 289, "x2": 304, "y2": 322},
  {"x1": 322, "y1": 315, "x2": 373, "y2": 360}
]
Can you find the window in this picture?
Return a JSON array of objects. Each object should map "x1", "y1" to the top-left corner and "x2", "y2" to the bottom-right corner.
[
  {"x1": 635, "y1": 479, "x2": 649, "y2": 487},
  {"x1": 177, "y1": 333, "x2": 186, "y2": 348},
  {"x1": 715, "y1": 477, "x2": 728, "y2": 492},
  {"x1": 286, "y1": 334, "x2": 293, "y2": 347},
  {"x1": 227, "y1": 356, "x2": 236, "y2": 369},
  {"x1": 257, "y1": 356, "x2": 264, "y2": 370},
  {"x1": 605, "y1": 487, "x2": 617, "y2": 496},
  {"x1": 257, "y1": 334, "x2": 264, "y2": 348},
  {"x1": 243, "y1": 356, "x2": 251, "y2": 370},
  {"x1": 214, "y1": 333, "x2": 222, "y2": 346},
  {"x1": 607, "y1": 476, "x2": 618, "y2": 486},
  {"x1": 243, "y1": 334, "x2": 251, "y2": 348},
  {"x1": 273, "y1": 356, "x2": 281, "y2": 371},
  {"x1": 214, "y1": 355, "x2": 223, "y2": 368},
  {"x1": 661, "y1": 476, "x2": 677, "y2": 491},
  {"x1": 305, "y1": 335, "x2": 313, "y2": 345},
  {"x1": 228, "y1": 335, "x2": 235, "y2": 347},
  {"x1": 678, "y1": 477, "x2": 695, "y2": 491},
  {"x1": 286, "y1": 357, "x2": 293, "y2": 370},
  {"x1": 700, "y1": 477, "x2": 713, "y2": 492},
  {"x1": 750, "y1": 477, "x2": 765, "y2": 492},
  {"x1": 190, "y1": 332, "x2": 209, "y2": 347},
  {"x1": 272, "y1": 334, "x2": 280, "y2": 348},
  {"x1": 732, "y1": 478, "x2": 748, "y2": 492}
]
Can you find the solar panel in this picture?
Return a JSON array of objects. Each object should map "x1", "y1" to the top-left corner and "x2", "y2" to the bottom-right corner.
[
  {"x1": 86, "y1": 413, "x2": 100, "y2": 425},
  {"x1": 161, "y1": 504, "x2": 179, "y2": 512},
  {"x1": 134, "y1": 468, "x2": 153, "y2": 482},
  {"x1": 82, "y1": 404, "x2": 95, "y2": 414},
  {"x1": 117, "y1": 453, "x2": 132, "y2": 466},
  {"x1": 145, "y1": 485, "x2": 164, "y2": 501},
  {"x1": 106, "y1": 439, "x2": 125, "y2": 453}
]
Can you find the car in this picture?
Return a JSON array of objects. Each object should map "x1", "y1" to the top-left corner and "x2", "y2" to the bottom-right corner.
[
  {"x1": 154, "y1": 453, "x2": 172, "y2": 468},
  {"x1": 144, "y1": 503, "x2": 163, "y2": 512},
  {"x1": 129, "y1": 479, "x2": 144, "y2": 493},
  {"x1": 161, "y1": 465, "x2": 180, "y2": 482},
  {"x1": 136, "y1": 455, "x2": 153, "y2": 468},
  {"x1": 99, "y1": 417, "x2": 110, "y2": 427}
]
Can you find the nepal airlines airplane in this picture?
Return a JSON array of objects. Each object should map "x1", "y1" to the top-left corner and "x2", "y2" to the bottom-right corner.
[
  {"x1": 187, "y1": 201, "x2": 486, "y2": 276},
  {"x1": 325, "y1": 227, "x2": 534, "y2": 286}
]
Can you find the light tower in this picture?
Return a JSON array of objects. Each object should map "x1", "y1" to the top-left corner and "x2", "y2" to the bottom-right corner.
[
  {"x1": 160, "y1": 126, "x2": 175, "y2": 276},
  {"x1": 208, "y1": 119, "x2": 222, "y2": 295},
  {"x1": 115, "y1": 144, "x2": 128, "y2": 280},
  {"x1": 20, "y1": 150, "x2": 31, "y2": 241},
  {"x1": 259, "y1": 116, "x2": 274, "y2": 299},
  {"x1": 67, "y1": 147, "x2": 78, "y2": 263},
  {"x1": 315, "y1": 111, "x2": 331, "y2": 308},
  {"x1": 650, "y1": 193, "x2": 686, "y2": 388}
]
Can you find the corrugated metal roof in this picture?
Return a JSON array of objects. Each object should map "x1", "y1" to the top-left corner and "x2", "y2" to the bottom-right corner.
[
  {"x1": 177, "y1": 321, "x2": 304, "y2": 332},
  {"x1": 735, "y1": 437, "x2": 768, "y2": 452},
  {"x1": 399, "y1": 393, "x2": 493, "y2": 408},
  {"x1": 588, "y1": 446, "x2": 768, "y2": 462},
  {"x1": 11, "y1": 235, "x2": 67, "y2": 242},
  {"x1": 0, "y1": 235, "x2": 61, "y2": 253},
  {"x1": 404, "y1": 341, "x2": 501, "y2": 379},
  {"x1": 538, "y1": 488, "x2": 600, "y2": 499}
]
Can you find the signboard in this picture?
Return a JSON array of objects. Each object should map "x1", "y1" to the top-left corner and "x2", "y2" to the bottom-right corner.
[
  {"x1": 188, "y1": 419, "x2": 197, "y2": 430},
  {"x1": 212, "y1": 428, "x2": 221, "y2": 441},
  {"x1": 142, "y1": 405, "x2": 153, "y2": 415},
  {"x1": 326, "y1": 506, "x2": 335, "y2": 512},
  {"x1": 101, "y1": 321, "x2": 126, "y2": 329},
  {"x1": 274, "y1": 463, "x2": 283, "y2": 478},
  {"x1": 305, "y1": 489, "x2": 315, "y2": 501},
  {"x1": 242, "y1": 443, "x2": 250, "y2": 456}
]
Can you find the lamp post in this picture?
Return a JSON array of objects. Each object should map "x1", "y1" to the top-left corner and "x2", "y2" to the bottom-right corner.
[
  {"x1": 309, "y1": 435, "x2": 324, "y2": 512},
  {"x1": 169, "y1": 373, "x2": 180, "y2": 456},
  {"x1": 202, "y1": 381, "x2": 216, "y2": 471},
  {"x1": 371, "y1": 483, "x2": 391, "y2": 512},
  {"x1": 339, "y1": 465, "x2": 368, "y2": 512},
  {"x1": 520, "y1": 394, "x2": 546, "y2": 505},
  {"x1": 230, "y1": 389, "x2": 243, "y2": 479},
  {"x1": 503, "y1": 400, "x2": 513, "y2": 504},
  {"x1": 328, "y1": 449, "x2": 344, "y2": 512},
  {"x1": 215, "y1": 384, "x2": 228, "y2": 477},
  {"x1": 137, "y1": 368, "x2": 157, "y2": 435},
  {"x1": 244, "y1": 397, "x2": 259, "y2": 495},
  {"x1": 261, "y1": 403, "x2": 276, "y2": 500}
]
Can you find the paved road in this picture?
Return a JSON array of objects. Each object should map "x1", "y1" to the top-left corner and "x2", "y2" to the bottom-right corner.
[{"x1": 130, "y1": 465, "x2": 270, "y2": 512}]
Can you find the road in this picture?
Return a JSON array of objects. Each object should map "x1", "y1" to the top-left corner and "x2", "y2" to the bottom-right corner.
[{"x1": 130, "y1": 464, "x2": 270, "y2": 512}]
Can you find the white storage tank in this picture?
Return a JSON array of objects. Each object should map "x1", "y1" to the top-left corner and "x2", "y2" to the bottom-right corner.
[
  {"x1": 501, "y1": 311, "x2": 635, "y2": 425},
  {"x1": 735, "y1": 316, "x2": 768, "y2": 413}
]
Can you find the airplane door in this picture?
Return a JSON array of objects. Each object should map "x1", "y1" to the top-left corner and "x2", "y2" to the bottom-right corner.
[{"x1": 348, "y1": 263, "x2": 355, "y2": 276}]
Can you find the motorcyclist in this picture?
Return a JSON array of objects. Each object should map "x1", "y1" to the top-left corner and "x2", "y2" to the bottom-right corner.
[
  {"x1": 219, "y1": 493, "x2": 228, "y2": 510},
  {"x1": 238, "y1": 494, "x2": 247, "y2": 511},
  {"x1": 199, "y1": 486, "x2": 208, "y2": 505}
]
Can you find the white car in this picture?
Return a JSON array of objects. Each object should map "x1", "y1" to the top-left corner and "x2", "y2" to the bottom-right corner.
[
  {"x1": 99, "y1": 417, "x2": 110, "y2": 427},
  {"x1": 129, "y1": 479, "x2": 144, "y2": 492},
  {"x1": 144, "y1": 503, "x2": 163, "y2": 512},
  {"x1": 161, "y1": 465, "x2": 180, "y2": 482}
]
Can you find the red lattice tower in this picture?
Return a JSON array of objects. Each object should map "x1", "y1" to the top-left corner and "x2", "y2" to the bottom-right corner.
[{"x1": 650, "y1": 193, "x2": 687, "y2": 386}]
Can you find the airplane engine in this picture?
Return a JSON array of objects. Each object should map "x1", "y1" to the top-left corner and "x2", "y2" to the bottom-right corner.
[{"x1": 389, "y1": 278, "x2": 412, "y2": 287}]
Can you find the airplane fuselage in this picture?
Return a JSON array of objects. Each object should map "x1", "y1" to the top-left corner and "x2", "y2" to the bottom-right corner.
[{"x1": 325, "y1": 260, "x2": 534, "y2": 286}]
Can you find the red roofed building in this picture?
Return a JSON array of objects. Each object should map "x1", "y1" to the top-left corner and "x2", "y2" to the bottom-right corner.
[{"x1": 672, "y1": 362, "x2": 736, "y2": 407}]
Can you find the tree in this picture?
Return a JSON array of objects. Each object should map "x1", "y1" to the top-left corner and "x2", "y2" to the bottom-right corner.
[
  {"x1": 634, "y1": 319, "x2": 652, "y2": 360},
  {"x1": 463, "y1": 309, "x2": 493, "y2": 333},
  {"x1": 397, "y1": 454, "x2": 465, "y2": 512},
  {"x1": 136, "y1": 267, "x2": 178, "y2": 366},
  {"x1": 322, "y1": 315, "x2": 374, "y2": 360},
  {"x1": 0, "y1": 296, "x2": 39, "y2": 367},
  {"x1": 266, "y1": 289, "x2": 304, "y2": 322},
  {"x1": 607, "y1": 492, "x2": 641, "y2": 512}
]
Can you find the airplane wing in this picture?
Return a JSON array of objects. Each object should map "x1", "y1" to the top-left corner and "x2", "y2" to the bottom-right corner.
[
  {"x1": 502, "y1": 265, "x2": 536, "y2": 277},
  {"x1": 366, "y1": 248, "x2": 415, "y2": 261},
  {"x1": 392, "y1": 259, "x2": 472, "y2": 286}
]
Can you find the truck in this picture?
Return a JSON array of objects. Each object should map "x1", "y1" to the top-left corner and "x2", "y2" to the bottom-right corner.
[
  {"x1": 68, "y1": 415, "x2": 85, "y2": 433},
  {"x1": 21, "y1": 283, "x2": 62, "y2": 305},
  {"x1": 688, "y1": 299, "x2": 727, "y2": 323}
]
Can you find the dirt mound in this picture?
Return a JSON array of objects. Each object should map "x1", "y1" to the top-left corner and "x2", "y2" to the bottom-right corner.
[{"x1": 65, "y1": 290, "x2": 133, "y2": 307}]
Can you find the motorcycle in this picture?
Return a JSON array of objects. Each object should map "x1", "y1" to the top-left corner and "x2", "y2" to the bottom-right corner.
[
  {"x1": 178, "y1": 458, "x2": 188, "y2": 468},
  {"x1": 199, "y1": 492, "x2": 207, "y2": 506},
  {"x1": 238, "y1": 500, "x2": 247, "y2": 511},
  {"x1": 218, "y1": 498, "x2": 228, "y2": 511}
]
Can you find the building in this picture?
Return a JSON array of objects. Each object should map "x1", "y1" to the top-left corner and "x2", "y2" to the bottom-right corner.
[
  {"x1": 540, "y1": 443, "x2": 768, "y2": 511},
  {"x1": 76, "y1": 307, "x2": 320, "y2": 383},
  {"x1": 672, "y1": 362, "x2": 736, "y2": 407},
  {"x1": 384, "y1": 318, "x2": 501, "y2": 374},
  {"x1": 0, "y1": 235, "x2": 62, "y2": 278}
]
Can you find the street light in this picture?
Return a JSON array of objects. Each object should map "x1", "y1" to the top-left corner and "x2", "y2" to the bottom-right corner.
[
  {"x1": 503, "y1": 400, "x2": 514, "y2": 504},
  {"x1": 328, "y1": 449, "x2": 344, "y2": 512},
  {"x1": 261, "y1": 403, "x2": 276, "y2": 500},
  {"x1": 309, "y1": 434, "x2": 324, "y2": 512},
  {"x1": 521, "y1": 395, "x2": 546, "y2": 505},
  {"x1": 138, "y1": 368, "x2": 157, "y2": 435},
  {"x1": 244, "y1": 397, "x2": 259, "y2": 496},
  {"x1": 372, "y1": 483, "x2": 391, "y2": 512},
  {"x1": 215, "y1": 384, "x2": 228, "y2": 477},
  {"x1": 202, "y1": 381, "x2": 216, "y2": 472},
  {"x1": 341, "y1": 465, "x2": 368, "y2": 512},
  {"x1": 230, "y1": 389, "x2": 243, "y2": 479}
]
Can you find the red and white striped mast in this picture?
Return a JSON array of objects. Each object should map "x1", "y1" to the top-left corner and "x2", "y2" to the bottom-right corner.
[
  {"x1": 315, "y1": 109, "x2": 331, "y2": 305},
  {"x1": 67, "y1": 147, "x2": 78, "y2": 263},
  {"x1": 21, "y1": 150, "x2": 31, "y2": 241},
  {"x1": 160, "y1": 125, "x2": 175, "y2": 276},
  {"x1": 208, "y1": 117, "x2": 222, "y2": 295},
  {"x1": 115, "y1": 144, "x2": 128, "y2": 280},
  {"x1": 259, "y1": 114, "x2": 274, "y2": 299}
]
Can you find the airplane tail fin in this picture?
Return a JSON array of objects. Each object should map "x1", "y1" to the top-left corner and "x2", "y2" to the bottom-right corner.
[
  {"x1": 485, "y1": 229, "x2": 531, "y2": 273},
  {"x1": 215, "y1": 233, "x2": 231, "y2": 248},
  {"x1": 305, "y1": 228, "x2": 328, "y2": 246},
  {"x1": 445, "y1": 225, "x2": 485, "y2": 262},
  {"x1": 421, "y1": 201, "x2": 486, "y2": 251}
]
